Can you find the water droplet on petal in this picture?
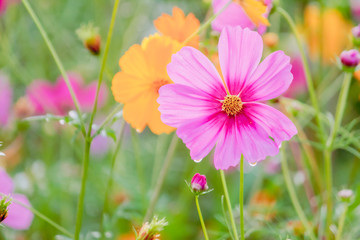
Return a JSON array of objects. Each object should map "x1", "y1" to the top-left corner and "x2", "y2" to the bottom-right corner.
[
  {"x1": 194, "y1": 158, "x2": 203, "y2": 163},
  {"x1": 249, "y1": 161, "x2": 257, "y2": 167}
]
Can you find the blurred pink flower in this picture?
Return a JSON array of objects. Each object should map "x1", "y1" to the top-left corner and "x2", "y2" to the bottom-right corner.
[
  {"x1": 158, "y1": 27, "x2": 297, "y2": 170},
  {"x1": 351, "y1": 0, "x2": 360, "y2": 20},
  {"x1": 0, "y1": 74, "x2": 12, "y2": 127},
  {"x1": 284, "y1": 56, "x2": 307, "y2": 98},
  {"x1": 27, "y1": 72, "x2": 108, "y2": 115},
  {"x1": 211, "y1": 0, "x2": 272, "y2": 34},
  {"x1": 0, "y1": 168, "x2": 34, "y2": 230},
  {"x1": 0, "y1": 0, "x2": 7, "y2": 14}
]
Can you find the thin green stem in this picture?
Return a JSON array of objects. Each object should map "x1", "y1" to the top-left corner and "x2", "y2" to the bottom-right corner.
[
  {"x1": 219, "y1": 170, "x2": 239, "y2": 240},
  {"x1": 144, "y1": 135, "x2": 179, "y2": 222},
  {"x1": 182, "y1": 0, "x2": 232, "y2": 45},
  {"x1": 0, "y1": 193, "x2": 73, "y2": 238},
  {"x1": 280, "y1": 146, "x2": 317, "y2": 240},
  {"x1": 335, "y1": 204, "x2": 348, "y2": 240},
  {"x1": 195, "y1": 196, "x2": 209, "y2": 240},
  {"x1": 91, "y1": 104, "x2": 123, "y2": 139},
  {"x1": 74, "y1": 139, "x2": 91, "y2": 240},
  {"x1": 21, "y1": 0, "x2": 86, "y2": 136},
  {"x1": 277, "y1": 7, "x2": 325, "y2": 144},
  {"x1": 324, "y1": 72, "x2": 352, "y2": 237},
  {"x1": 239, "y1": 155, "x2": 244, "y2": 240},
  {"x1": 100, "y1": 121, "x2": 126, "y2": 238},
  {"x1": 87, "y1": 0, "x2": 121, "y2": 140}
]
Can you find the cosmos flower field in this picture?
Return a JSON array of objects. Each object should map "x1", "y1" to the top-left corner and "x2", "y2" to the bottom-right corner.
[{"x1": 1, "y1": 0, "x2": 360, "y2": 239}]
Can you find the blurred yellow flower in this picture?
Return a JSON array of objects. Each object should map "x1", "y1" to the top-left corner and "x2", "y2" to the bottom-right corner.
[
  {"x1": 111, "y1": 34, "x2": 182, "y2": 134},
  {"x1": 154, "y1": 7, "x2": 200, "y2": 48},
  {"x1": 234, "y1": 0, "x2": 270, "y2": 27},
  {"x1": 303, "y1": 5, "x2": 351, "y2": 64}
]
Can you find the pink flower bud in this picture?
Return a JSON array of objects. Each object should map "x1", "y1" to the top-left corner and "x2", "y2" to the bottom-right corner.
[
  {"x1": 340, "y1": 49, "x2": 360, "y2": 67},
  {"x1": 191, "y1": 173, "x2": 208, "y2": 192}
]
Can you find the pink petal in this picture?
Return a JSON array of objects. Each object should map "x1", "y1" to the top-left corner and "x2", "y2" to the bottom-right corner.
[
  {"x1": 0, "y1": 168, "x2": 14, "y2": 194},
  {"x1": 158, "y1": 84, "x2": 222, "y2": 128},
  {"x1": 27, "y1": 80, "x2": 60, "y2": 115},
  {"x1": 176, "y1": 112, "x2": 226, "y2": 161},
  {"x1": 284, "y1": 56, "x2": 307, "y2": 98},
  {"x1": 213, "y1": 113, "x2": 279, "y2": 169},
  {"x1": 167, "y1": 46, "x2": 226, "y2": 99},
  {"x1": 243, "y1": 102, "x2": 297, "y2": 146},
  {"x1": 0, "y1": 0, "x2": 6, "y2": 14},
  {"x1": 211, "y1": 0, "x2": 254, "y2": 33},
  {"x1": 0, "y1": 74, "x2": 12, "y2": 126},
  {"x1": 218, "y1": 27, "x2": 263, "y2": 95},
  {"x1": 79, "y1": 82, "x2": 108, "y2": 112},
  {"x1": 3, "y1": 194, "x2": 34, "y2": 230},
  {"x1": 241, "y1": 51, "x2": 293, "y2": 102}
]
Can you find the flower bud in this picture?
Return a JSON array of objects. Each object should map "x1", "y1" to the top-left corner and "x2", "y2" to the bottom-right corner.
[
  {"x1": 338, "y1": 189, "x2": 353, "y2": 202},
  {"x1": 76, "y1": 23, "x2": 101, "y2": 55},
  {"x1": 0, "y1": 195, "x2": 12, "y2": 223},
  {"x1": 263, "y1": 32, "x2": 279, "y2": 48},
  {"x1": 340, "y1": 49, "x2": 360, "y2": 70},
  {"x1": 191, "y1": 173, "x2": 209, "y2": 193}
]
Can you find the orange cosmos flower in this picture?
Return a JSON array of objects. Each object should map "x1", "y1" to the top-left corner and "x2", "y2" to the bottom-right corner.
[
  {"x1": 154, "y1": 7, "x2": 200, "y2": 48},
  {"x1": 303, "y1": 5, "x2": 351, "y2": 64},
  {"x1": 111, "y1": 34, "x2": 182, "y2": 134}
]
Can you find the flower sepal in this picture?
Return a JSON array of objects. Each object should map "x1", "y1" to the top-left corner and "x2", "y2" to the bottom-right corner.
[{"x1": 0, "y1": 195, "x2": 12, "y2": 223}]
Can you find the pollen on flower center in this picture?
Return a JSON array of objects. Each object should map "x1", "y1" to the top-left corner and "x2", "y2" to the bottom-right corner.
[
  {"x1": 153, "y1": 79, "x2": 170, "y2": 93},
  {"x1": 221, "y1": 95, "x2": 243, "y2": 116}
]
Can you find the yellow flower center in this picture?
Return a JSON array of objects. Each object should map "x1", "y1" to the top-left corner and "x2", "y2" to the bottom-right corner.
[
  {"x1": 153, "y1": 79, "x2": 170, "y2": 93},
  {"x1": 221, "y1": 95, "x2": 243, "y2": 116}
]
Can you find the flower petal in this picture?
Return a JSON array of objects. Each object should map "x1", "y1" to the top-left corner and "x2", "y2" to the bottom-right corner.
[
  {"x1": 147, "y1": 100, "x2": 175, "y2": 135},
  {"x1": 0, "y1": 168, "x2": 14, "y2": 194},
  {"x1": 158, "y1": 84, "x2": 222, "y2": 128},
  {"x1": 213, "y1": 113, "x2": 279, "y2": 169},
  {"x1": 218, "y1": 26, "x2": 263, "y2": 95},
  {"x1": 167, "y1": 46, "x2": 226, "y2": 99},
  {"x1": 241, "y1": 51, "x2": 293, "y2": 101},
  {"x1": 243, "y1": 102, "x2": 297, "y2": 145},
  {"x1": 176, "y1": 112, "x2": 226, "y2": 161},
  {"x1": 211, "y1": 0, "x2": 254, "y2": 33},
  {"x1": 3, "y1": 194, "x2": 34, "y2": 230}
]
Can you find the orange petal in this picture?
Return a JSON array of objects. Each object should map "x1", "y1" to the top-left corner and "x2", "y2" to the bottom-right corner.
[
  {"x1": 111, "y1": 72, "x2": 149, "y2": 104},
  {"x1": 119, "y1": 44, "x2": 151, "y2": 80},
  {"x1": 154, "y1": 7, "x2": 200, "y2": 48},
  {"x1": 240, "y1": 0, "x2": 270, "y2": 27},
  {"x1": 147, "y1": 100, "x2": 175, "y2": 135}
]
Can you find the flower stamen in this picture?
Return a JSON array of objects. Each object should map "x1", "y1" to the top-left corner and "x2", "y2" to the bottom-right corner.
[
  {"x1": 153, "y1": 79, "x2": 170, "y2": 93},
  {"x1": 221, "y1": 95, "x2": 243, "y2": 116}
]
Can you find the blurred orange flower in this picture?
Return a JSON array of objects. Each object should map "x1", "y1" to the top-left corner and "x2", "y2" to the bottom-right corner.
[
  {"x1": 154, "y1": 7, "x2": 200, "y2": 48},
  {"x1": 303, "y1": 5, "x2": 351, "y2": 64},
  {"x1": 111, "y1": 34, "x2": 182, "y2": 134},
  {"x1": 250, "y1": 190, "x2": 277, "y2": 220},
  {"x1": 234, "y1": 0, "x2": 270, "y2": 27}
]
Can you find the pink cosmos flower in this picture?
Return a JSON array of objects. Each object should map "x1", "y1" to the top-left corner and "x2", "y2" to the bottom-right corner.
[
  {"x1": 27, "y1": 72, "x2": 107, "y2": 115},
  {"x1": 158, "y1": 26, "x2": 297, "y2": 170},
  {"x1": 0, "y1": 74, "x2": 12, "y2": 127},
  {"x1": 0, "y1": 168, "x2": 34, "y2": 230},
  {"x1": 191, "y1": 173, "x2": 209, "y2": 192},
  {"x1": 211, "y1": 0, "x2": 272, "y2": 34}
]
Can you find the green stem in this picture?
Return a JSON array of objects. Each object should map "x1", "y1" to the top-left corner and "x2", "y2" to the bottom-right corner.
[
  {"x1": 100, "y1": 121, "x2": 126, "y2": 237},
  {"x1": 182, "y1": 0, "x2": 232, "y2": 45},
  {"x1": 21, "y1": 0, "x2": 86, "y2": 136},
  {"x1": 239, "y1": 155, "x2": 244, "y2": 240},
  {"x1": 87, "y1": 0, "x2": 121, "y2": 139},
  {"x1": 277, "y1": 7, "x2": 325, "y2": 144},
  {"x1": 144, "y1": 135, "x2": 179, "y2": 222},
  {"x1": 219, "y1": 170, "x2": 239, "y2": 240},
  {"x1": 74, "y1": 139, "x2": 91, "y2": 240},
  {"x1": 324, "y1": 72, "x2": 352, "y2": 237},
  {"x1": 195, "y1": 196, "x2": 209, "y2": 240},
  {"x1": 91, "y1": 104, "x2": 123, "y2": 140},
  {"x1": 131, "y1": 129, "x2": 146, "y2": 196},
  {"x1": 280, "y1": 146, "x2": 317, "y2": 240},
  {"x1": 0, "y1": 193, "x2": 73, "y2": 238},
  {"x1": 335, "y1": 204, "x2": 348, "y2": 240}
]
